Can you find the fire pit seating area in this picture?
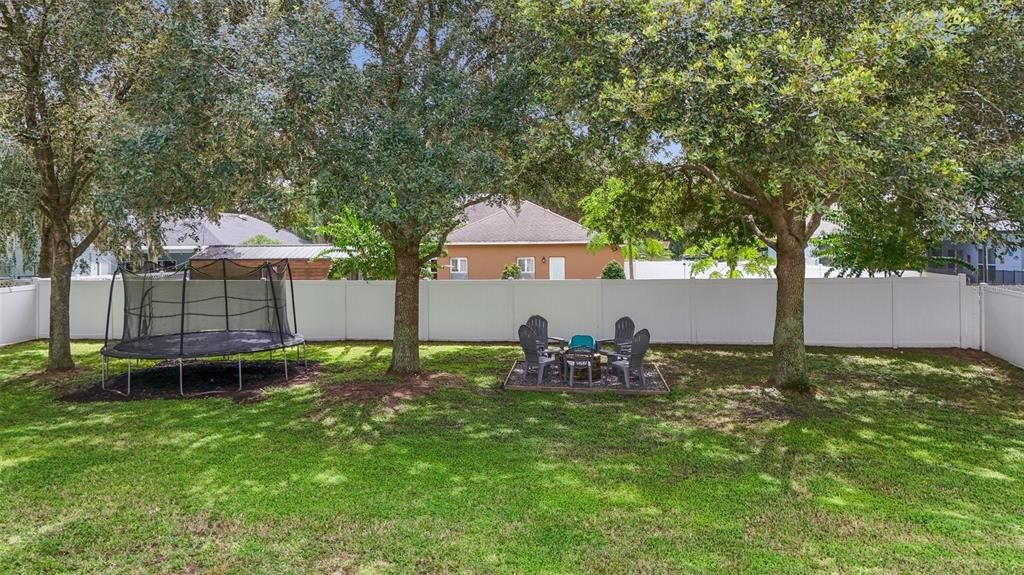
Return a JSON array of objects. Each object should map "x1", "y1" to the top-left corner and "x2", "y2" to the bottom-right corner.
[{"x1": 512, "y1": 315, "x2": 661, "y2": 392}]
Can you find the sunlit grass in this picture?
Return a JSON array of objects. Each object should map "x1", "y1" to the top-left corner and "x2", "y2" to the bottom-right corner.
[{"x1": 1, "y1": 340, "x2": 1023, "y2": 573}]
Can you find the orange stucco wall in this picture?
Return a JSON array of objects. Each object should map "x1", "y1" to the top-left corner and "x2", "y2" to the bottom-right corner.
[{"x1": 436, "y1": 244, "x2": 623, "y2": 280}]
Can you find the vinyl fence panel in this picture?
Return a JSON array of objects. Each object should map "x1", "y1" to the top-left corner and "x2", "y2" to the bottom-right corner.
[
  {"x1": 0, "y1": 285, "x2": 38, "y2": 347},
  {"x1": 982, "y1": 286, "x2": 1024, "y2": 368}
]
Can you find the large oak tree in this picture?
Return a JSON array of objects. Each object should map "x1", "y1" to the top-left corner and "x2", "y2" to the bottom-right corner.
[
  {"x1": 261, "y1": 0, "x2": 537, "y2": 374},
  {"x1": 524, "y1": 0, "x2": 1014, "y2": 390},
  {"x1": 0, "y1": 1, "x2": 280, "y2": 370}
]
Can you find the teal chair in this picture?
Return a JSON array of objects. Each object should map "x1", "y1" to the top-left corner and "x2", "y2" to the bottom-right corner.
[{"x1": 568, "y1": 334, "x2": 595, "y2": 350}]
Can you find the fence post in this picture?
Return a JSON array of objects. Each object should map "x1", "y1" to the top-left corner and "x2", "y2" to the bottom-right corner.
[
  {"x1": 689, "y1": 276, "x2": 698, "y2": 344},
  {"x1": 889, "y1": 275, "x2": 897, "y2": 349},
  {"x1": 957, "y1": 273, "x2": 964, "y2": 349},
  {"x1": 422, "y1": 279, "x2": 430, "y2": 341},
  {"x1": 508, "y1": 279, "x2": 517, "y2": 341},
  {"x1": 980, "y1": 283, "x2": 987, "y2": 352}
]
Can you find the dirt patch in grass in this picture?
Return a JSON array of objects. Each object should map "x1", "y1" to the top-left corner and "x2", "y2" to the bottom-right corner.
[
  {"x1": 58, "y1": 360, "x2": 318, "y2": 403},
  {"x1": 26, "y1": 366, "x2": 96, "y2": 387},
  {"x1": 319, "y1": 372, "x2": 464, "y2": 407}
]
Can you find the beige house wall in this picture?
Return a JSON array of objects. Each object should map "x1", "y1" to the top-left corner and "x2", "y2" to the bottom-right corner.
[{"x1": 436, "y1": 244, "x2": 623, "y2": 280}]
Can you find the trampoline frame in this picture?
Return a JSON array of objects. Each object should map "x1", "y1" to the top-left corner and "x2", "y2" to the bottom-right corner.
[{"x1": 99, "y1": 259, "x2": 307, "y2": 396}]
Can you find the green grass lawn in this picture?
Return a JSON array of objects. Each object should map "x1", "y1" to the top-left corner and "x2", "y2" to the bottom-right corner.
[{"x1": 1, "y1": 341, "x2": 1023, "y2": 574}]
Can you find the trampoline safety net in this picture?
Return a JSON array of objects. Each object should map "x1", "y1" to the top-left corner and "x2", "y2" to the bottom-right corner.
[{"x1": 101, "y1": 259, "x2": 303, "y2": 360}]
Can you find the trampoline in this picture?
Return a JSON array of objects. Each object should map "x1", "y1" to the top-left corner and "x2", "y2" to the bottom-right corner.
[{"x1": 100, "y1": 259, "x2": 306, "y2": 395}]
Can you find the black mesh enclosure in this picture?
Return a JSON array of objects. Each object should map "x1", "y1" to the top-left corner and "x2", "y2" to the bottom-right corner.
[{"x1": 100, "y1": 259, "x2": 304, "y2": 360}]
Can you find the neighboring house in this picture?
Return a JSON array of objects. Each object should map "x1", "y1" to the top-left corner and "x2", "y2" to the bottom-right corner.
[
  {"x1": 159, "y1": 213, "x2": 308, "y2": 266},
  {"x1": 0, "y1": 238, "x2": 38, "y2": 278},
  {"x1": 436, "y1": 201, "x2": 622, "y2": 280},
  {"x1": 71, "y1": 213, "x2": 310, "y2": 276},
  {"x1": 191, "y1": 245, "x2": 335, "y2": 280},
  {"x1": 928, "y1": 238, "x2": 1024, "y2": 284}
]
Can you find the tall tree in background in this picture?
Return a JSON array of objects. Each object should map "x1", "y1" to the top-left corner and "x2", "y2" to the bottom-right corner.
[
  {"x1": 266, "y1": 1, "x2": 535, "y2": 374},
  {"x1": 0, "y1": 1, "x2": 272, "y2": 370},
  {"x1": 525, "y1": 1, "x2": 1002, "y2": 390},
  {"x1": 579, "y1": 177, "x2": 666, "y2": 279}
]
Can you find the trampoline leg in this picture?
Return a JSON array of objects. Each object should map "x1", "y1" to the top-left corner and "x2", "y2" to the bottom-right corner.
[
  {"x1": 178, "y1": 359, "x2": 184, "y2": 396},
  {"x1": 101, "y1": 356, "x2": 107, "y2": 391},
  {"x1": 284, "y1": 351, "x2": 289, "y2": 381},
  {"x1": 238, "y1": 356, "x2": 243, "y2": 391},
  {"x1": 127, "y1": 360, "x2": 132, "y2": 396},
  {"x1": 303, "y1": 342, "x2": 308, "y2": 368}
]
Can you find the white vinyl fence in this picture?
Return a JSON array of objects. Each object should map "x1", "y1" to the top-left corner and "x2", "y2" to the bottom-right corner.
[
  {"x1": 18, "y1": 274, "x2": 1024, "y2": 364},
  {"x1": 0, "y1": 284, "x2": 38, "y2": 347},
  {"x1": 981, "y1": 286, "x2": 1024, "y2": 369},
  {"x1": 0, "y1": 274, "x2": 977, "y2": 349}
]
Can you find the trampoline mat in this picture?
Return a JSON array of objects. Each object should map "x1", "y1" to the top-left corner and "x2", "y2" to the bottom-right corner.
[{"x1": 101, "y1": 330, "x2": 305, "y2": 360}]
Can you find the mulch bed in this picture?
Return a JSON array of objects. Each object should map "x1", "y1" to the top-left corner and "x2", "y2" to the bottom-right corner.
[
  {"x1": 60, "y1": 359, "x2": 317, "y2": 403},
  {"x1": 503, "y1": 359, "x2": 669, "y2": 394}
]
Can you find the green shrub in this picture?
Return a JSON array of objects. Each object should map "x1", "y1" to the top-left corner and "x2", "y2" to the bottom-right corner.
[
  {"x1": 242, "y1": 234, "x2": 283, "y2": 246},
  {"x1": 501, "y1": 263, "x2": 521, "y2": 279},
  {"x1": 601, "y1": 260, "x2": 626, "y2": 279}
]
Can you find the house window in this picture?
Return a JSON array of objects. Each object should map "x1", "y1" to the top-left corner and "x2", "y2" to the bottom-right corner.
[
  {"x1": 517, "y1": 257, "x2": 535, "y2": 279},
  {"x1": 450, "y1": 257, "x2": 468, "y2": 280}
]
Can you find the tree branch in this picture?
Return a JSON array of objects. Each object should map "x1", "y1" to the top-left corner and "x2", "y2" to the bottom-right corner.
[
  {"x1": 744, "y1": 215, "x2": 777, "y2": 250},
  {"x1": 668, "y1": 162, "x2": 761, "y2": 211},
  {"x1": 419, "y1": 228, "x2": 452, "y2": 264},
  {"x1": 804, "y1": 211, "x2": 824, "y2": 242},
  {"x1": 72, "y1": 223, "x2": 103, "y2": 259}
]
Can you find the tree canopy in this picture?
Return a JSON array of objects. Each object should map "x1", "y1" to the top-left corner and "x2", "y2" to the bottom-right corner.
[
  {"x1": 254, "y1": 0, "x2": 539, "y2": 373},
  {"x1": 0, "y1": 1, "x2": 297, "y2": 369},
  {"x1": 524, "y1": 0, "x2": 1022, "y2": 389}
]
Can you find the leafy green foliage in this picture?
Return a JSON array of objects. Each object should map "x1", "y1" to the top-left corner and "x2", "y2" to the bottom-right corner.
[
  {"x1": 318, "y1": 209, "x2": 436, "y2": 280},
  {"x1": 0, "y1": 135, "x2": 38, "y2": 275},
  {"x1": 501, "y1": 263, "x2": 522, "y2": 280},
  {"x1": 580, "y1": 178, "x2": 657, "y2": 248},
  {"x1": 242, "y1": 235, "x2": 283, "y2": 246},
  {"x1": 600, "y1": 260, "x2": 626, "y2": 279},
  {"x1": 685, "y1": 238, "x2": 775, "y2": 279},
  {"x1": 252, "y1": 1, "x2": 540, "y2": 371},
  {"x1": 811, "y1": 200, "x2": 973, "y2": 277},
  {"x1": 266, "y1": 2, "x2": 534, "y2": 256},
  {"x1": 580, "y1": 177, "x2": 669, "y2": 277}
]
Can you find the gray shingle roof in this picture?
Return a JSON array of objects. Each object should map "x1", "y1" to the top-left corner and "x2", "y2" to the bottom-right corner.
[
  {"x1": 191, "y1": 245, "x2": 337, "y2": 260},
  {"x1": 161, "y1": 213, "x2": 306, "y2": 248},
  {"x1": 447, "y1": 201, "x2": 592, "y2": 244}
]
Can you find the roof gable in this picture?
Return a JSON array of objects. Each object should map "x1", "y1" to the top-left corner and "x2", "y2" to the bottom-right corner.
[
  {"x1": 447, "y1": 201, "x2": 592, "y2": 245},
  {"x1": 161, "y1": 213, "x2": 306, "y2": 247}
]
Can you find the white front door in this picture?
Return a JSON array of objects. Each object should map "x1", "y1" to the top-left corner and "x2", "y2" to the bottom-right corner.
[{"x1": 548, "y1": 257, "x2": 565, "y2": 280}]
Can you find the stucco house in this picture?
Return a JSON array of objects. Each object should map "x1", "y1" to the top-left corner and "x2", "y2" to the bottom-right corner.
[
  {"x1": 190, "y1": 245, "x2": 334, "y2": 280},
  {"x1": 435, "y1": 201, "x2": 622, "y2": 280},
  {"x1": 71, "y1": 213, "x2": 316, "y2": 277}
]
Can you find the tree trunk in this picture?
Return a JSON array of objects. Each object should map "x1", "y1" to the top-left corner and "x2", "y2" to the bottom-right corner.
[
  {"x1": 770, "y1": 237, "x2": 808, "y2": 391},
  {"x1": 627, "y1": 237, "x2": 635, "y2": 280},
  {"x1": 389, "y1": 244, "x2": 421, "y2": 374},
  {"x1": 37, "y1": 222, "x2": 52, "y2": 278},
  {"x1": 47, "y1": 222, "x2": 75, "y2": 371}
]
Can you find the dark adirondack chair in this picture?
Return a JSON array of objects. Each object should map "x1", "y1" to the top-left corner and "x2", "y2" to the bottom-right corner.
[
  {"x1": 526, "y1": 315, "x2": 565, "y2": 355},
  {"x1": 609, "y1": 329, "x2": 650, "y2": 388},
  {"x1": 563, "y1": 346, "x2": 597, "y2": 387},
  {"x1": 519, "y1": 324, "x2": 559, "y2": 385},
  {"x1": 598, "y1": 316, "x2": 635, "y2": 355}
]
